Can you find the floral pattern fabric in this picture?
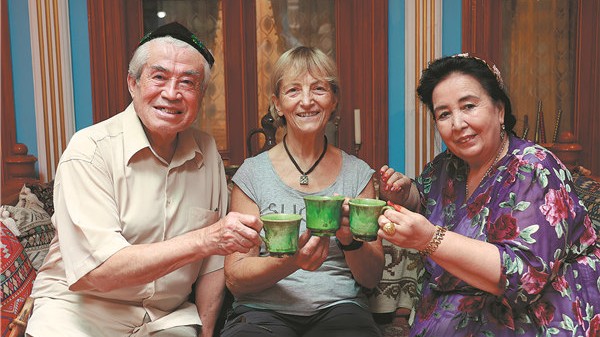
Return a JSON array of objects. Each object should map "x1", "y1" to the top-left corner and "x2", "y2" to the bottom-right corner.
[{"x1": 410, "y1": 135, "x2": 600, "y2": 337}]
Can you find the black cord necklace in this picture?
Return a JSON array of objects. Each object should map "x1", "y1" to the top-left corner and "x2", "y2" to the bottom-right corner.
[{"x1": 283, "y1": 135, "x2": 328, "y2": 185}]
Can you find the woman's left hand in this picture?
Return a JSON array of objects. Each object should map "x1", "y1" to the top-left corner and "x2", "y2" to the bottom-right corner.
[
  {"x1": 294, "y1": 231, "x2": 330, "y2": 271},
  {"x1": 377, "y1": 203, "x2": 436, "y2": 251}
]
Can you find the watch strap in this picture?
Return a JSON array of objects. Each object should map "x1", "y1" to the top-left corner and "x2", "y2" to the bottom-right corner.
[{"x1": 336, "y1": 238, "x2": 364, "y2": 251}]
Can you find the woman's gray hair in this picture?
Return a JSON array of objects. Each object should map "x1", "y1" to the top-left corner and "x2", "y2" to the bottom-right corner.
[{"x1": 128, "y1": 36, "x2": 212, "y2": 91}]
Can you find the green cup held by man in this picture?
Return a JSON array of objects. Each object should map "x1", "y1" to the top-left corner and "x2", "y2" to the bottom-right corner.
[{"x1": 260, "y1": 213, "x2": 302, "y2": 257}]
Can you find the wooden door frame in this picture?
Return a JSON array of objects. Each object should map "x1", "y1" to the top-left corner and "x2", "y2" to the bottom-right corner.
[
  {"x1": 462, "y1": 0, "x2": 600, "y2": 174},
  {"x1": 1, "y1": 0, "x2": 17, "y2": 191},
  {"x1": 336, "y1": 0, "x2": 388, "y2": 170},
  {"x1": 573, "y1": 1, "x2": 600, "y2": 174},
  {"x1": 221, "y1": 1, "x2": 259, "y2": 164},
  {"x1": 88, "y1": 0, "x2": 142, "y2": 124}
]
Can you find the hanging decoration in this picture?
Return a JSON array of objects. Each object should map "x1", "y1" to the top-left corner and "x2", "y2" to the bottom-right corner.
[
  {"x1": 534, "y1": 100, "x2": 546, "y2": 144},
  {"x1": 552, "y1": 108, "x2": 563, "y2": 143}
]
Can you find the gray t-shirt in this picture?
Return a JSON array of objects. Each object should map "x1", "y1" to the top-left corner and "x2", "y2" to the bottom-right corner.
[{"x1": 231, "y1": 150, "x2": 375, "y2": 316}]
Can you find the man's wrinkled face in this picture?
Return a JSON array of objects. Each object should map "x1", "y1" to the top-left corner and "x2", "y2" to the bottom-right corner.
[{"x1": 128, "y1": 41, "x2": 206, "y2": 144}]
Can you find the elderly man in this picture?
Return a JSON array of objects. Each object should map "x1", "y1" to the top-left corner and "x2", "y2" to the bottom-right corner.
[{"x1": 26, "y1": 22, "x2": 262, "y2": 337}]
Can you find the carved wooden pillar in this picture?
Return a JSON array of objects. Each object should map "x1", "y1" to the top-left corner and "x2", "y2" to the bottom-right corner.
[{"x1": 5, "y1": 144, "x2": 37, "y2": 179}]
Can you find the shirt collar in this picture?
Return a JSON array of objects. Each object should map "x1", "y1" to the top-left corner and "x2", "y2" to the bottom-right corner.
[
  {"x1": 123, "y1": 104, "x2": 151, "y2": 164},
  {"x1": 171, "y1": 128, "x2": 204, "y2": 169}
]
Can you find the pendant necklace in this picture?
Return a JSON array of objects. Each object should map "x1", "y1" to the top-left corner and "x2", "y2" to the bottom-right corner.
[
  {"x1": 465, "y1": 133, "x2": 507, "y2": 199},
  {"x1": 283, "y1": 135, "x2": 328, "y2": 185}
]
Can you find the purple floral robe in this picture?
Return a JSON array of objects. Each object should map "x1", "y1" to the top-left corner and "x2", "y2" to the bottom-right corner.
[{"x1": 410, "y1": 135, "x2": 600, "y2": 337}]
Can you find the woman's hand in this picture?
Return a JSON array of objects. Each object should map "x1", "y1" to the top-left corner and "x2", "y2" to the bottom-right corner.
[
  {"x1": 292, "y1": 231, "x2": 329, "y2": 271},
  {"x1": 335, "y1": 197, "x2": 354, "y2": 245},
  {"x1": 377, "y1": 203, "x2": 436, "y2": 251},
  {"x1": 378, "y1": 202, "x2": 503, "y2": 295},
  {"x1": 378, "y1": 165, "x2": 414, "y2": 205}
]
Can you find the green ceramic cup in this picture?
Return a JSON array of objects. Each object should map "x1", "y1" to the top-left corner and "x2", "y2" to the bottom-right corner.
[
  {"x1": 260, "y1": 213, "x2": 302, "y2": 257},
  {"x1": 303, "y1": 195, "x2": 346, "y2": 236},
  {"x1": 348, "y1": 198, "x2": 393, "y2": 241}
]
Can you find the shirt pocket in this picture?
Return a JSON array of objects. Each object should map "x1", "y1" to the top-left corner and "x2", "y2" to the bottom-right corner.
[{"x1": 187, "y1": 206, "x2": 220, "y2": 231}]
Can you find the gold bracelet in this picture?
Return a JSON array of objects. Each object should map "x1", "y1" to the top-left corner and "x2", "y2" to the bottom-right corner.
[{"x1": 419, "y1": 226, "x2": 447, "y2": 256}]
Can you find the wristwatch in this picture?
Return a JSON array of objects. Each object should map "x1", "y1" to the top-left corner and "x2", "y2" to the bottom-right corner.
[{"x1": 336, "y1": 238, "x2": 364, "y2": 251}]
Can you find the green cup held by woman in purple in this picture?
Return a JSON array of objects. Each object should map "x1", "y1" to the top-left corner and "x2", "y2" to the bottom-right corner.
[
  {"x1": 260, "y1": 213, "x2": 302, "y2": 257},
  {"x1": 303, "y1": 195, "x2": 345, "y2": 236},
  {"x1": 348, "y1": 198, "x2": 392, "y2": 241}
]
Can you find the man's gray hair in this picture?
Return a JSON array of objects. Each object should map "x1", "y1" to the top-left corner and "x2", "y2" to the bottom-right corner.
[{"x1": 128, "y1": 36, "x2": 212, "y2": 91}]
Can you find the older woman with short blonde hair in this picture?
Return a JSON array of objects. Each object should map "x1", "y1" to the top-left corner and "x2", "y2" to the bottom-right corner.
[{"x1": 222, "y1": 46, "x2": 384, "y2": 337}]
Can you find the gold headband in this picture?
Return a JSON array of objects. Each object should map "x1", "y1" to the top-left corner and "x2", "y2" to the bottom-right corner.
[{"x1": 452, "y1": 53, "x2": 504, "y2": 89}]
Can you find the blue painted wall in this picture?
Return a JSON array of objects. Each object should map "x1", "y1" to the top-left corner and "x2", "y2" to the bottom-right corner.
[
  {"x1": 8, "y1": 0, "x2": 36, "y2": 158},
  {"x1": 440, "y1": 0, "x2": 463, "y2": 152},
  {"x1": 387, "y1": 0, "x2": 405, "y2": 172},
  {"x1": 7, "y1": 0, "x2": 92, "y2": 159},
  {"x1": 443, "y1": 0, "x2": 462, "y2": 57},
  {"x1": 387, "y1": 0, "x2": 461, "y2": 171},
  {"x1": 69, "y1": 1, "x2": 93, "y2": 130}
]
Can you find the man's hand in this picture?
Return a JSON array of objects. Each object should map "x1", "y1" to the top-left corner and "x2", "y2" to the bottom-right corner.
[
  {"x1": 202, "y1": 212, "x2": 263, "y2": 256},
  {"x1": 71, "y1": 212, "x2": 262, "y2": 292}
]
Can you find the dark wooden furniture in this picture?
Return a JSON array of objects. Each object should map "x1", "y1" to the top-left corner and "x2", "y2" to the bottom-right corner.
[{"x1": 462, "y1": 0, "x2": 600, "y2": 174}]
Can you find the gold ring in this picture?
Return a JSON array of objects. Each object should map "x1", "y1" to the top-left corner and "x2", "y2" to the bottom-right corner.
[{"x1": 383, "y1": 222, "x2": 396, "y2": 235}]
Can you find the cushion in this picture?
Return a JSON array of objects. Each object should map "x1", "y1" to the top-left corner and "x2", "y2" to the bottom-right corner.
[
  {"x1": 25, "y1": 181, "x2": 54, "y2": 216},
  {"x1": 1, "y1": 221, "x2": 36, "y2": 337},
  {"x1": 1, "y1": 186, "x2": 55, "y2": 270},
  {"x1": 572, "y1": 173, "x2": 600, "y2": 224}
]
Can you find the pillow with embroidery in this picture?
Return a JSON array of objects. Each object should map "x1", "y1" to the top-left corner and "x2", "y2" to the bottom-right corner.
[
  {"x1": 572, "y1": 173, "x2": 600, "y2": 224},
  {"x1": 0, "y1": 220, "x2": 37, "y2": 337},
  {"x1": 26, "y1": 180, "x2": 54, "y2": 216},
  {"x1": 1, "y1": 185, "x2": 55, "y2": 270}
]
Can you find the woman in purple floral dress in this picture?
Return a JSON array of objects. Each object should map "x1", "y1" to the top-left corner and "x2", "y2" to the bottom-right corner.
[{"x1": 377, "y1": 55, "x2": 599, "y2": 336}]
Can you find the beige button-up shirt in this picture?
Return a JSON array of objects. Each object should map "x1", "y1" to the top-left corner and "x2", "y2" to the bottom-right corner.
[{"x1": 30, "y1": 104, "x2": 228, "y2": 332}]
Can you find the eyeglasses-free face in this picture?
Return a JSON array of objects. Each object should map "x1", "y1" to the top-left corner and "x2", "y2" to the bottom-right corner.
[
  {"x1": 128, "y1": 41, "x2": 207, "y2": 148},
  {"x1": 273, "y1": 72, "x2": 338, "y2": 136},
  {"x1": 432, "y1": 72, "x2": 505, "y2": 169}
]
